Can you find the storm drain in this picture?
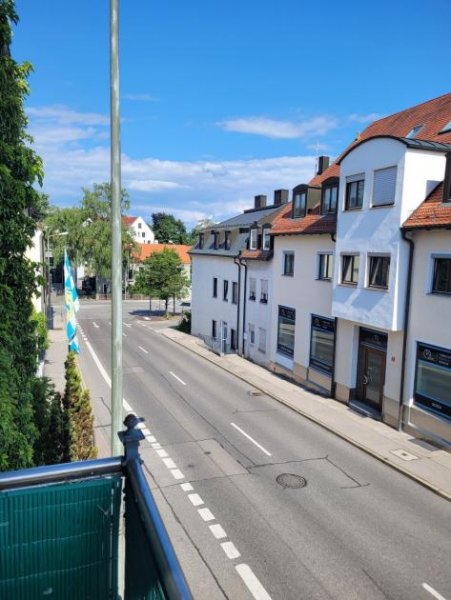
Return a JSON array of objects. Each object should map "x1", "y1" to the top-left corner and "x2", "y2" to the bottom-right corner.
[{"x1": 276, "y1": 473, "x2": 307, "y2": 489}]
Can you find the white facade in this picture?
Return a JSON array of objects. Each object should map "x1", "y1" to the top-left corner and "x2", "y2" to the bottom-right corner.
[
  {"x1": 244, "y1": 261, "x2": 272, "y2": 366},
  {"x1": 26, "y1": 228, "x2": 45, "y2": 313},
  {"x1": 270, "y1": 234, "x2": 335, "y2": 392},
  {"x1": 127, "y1": 217, "x2": 155, "y2": 244},
  {"x1": 404, "y1": 229, "x2": 451, "y2": 443}
]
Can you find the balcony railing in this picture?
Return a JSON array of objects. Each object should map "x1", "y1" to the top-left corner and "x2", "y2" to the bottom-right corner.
[{"x1": 0, "y1": 415, "x2": 192, "y2": 600}]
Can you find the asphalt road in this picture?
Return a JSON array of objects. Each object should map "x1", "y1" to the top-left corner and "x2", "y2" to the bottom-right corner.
[{"x1": 77, "y1": 300, "x2": 451, "y2": 600}]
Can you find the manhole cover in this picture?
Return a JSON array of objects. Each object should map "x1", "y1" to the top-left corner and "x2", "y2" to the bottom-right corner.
[{"x1": 276, "y1": 473, "x2": 307, "y2": 489}]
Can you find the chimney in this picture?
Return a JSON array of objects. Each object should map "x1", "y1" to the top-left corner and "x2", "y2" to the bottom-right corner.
[
  {"x1": 254, "y1": 194, "x2": 267, "y2": 209},
  {"x1": 274, "y1": 189, "x2": 289, "y2": 206},
  {"x1": 316, "y1": 155, "x2": 330, "y2": 175}
]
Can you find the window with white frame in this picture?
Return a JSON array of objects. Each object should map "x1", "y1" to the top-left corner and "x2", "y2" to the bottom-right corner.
[
  {"x1": 372, "y1": 166, "x2": 397, "y2": 207},
  {"x1": 341, "y1": 254, "x2": 359, "y2": 285},
  {"x1": 368, "y1": 255, "x2": 390, "y2": 289},
  {"x1": 318, "y1": 253, "x2": 334, "y2": 280},
  {"x1": 248, "y1": 323, "x2": 255, "y2": 345},
  {"x1": 283, "y1": 252, "x2": 294, "y2": 276},
  {"x1": 258, "y1": 327, "x2": 266, "y2": 353},
  {"x1": 345, "y1": 174, "x2": 364, "y2": 210},
  {"x1": 260, "y1": 279, "x2": 268, "y2": 303},
  {"x1": 432, "y1": 257, "x2": 451, "y2": 294},
  {"x1": 249, "y1": 227, "x2": 258, "y2": 250},
  {"x1": 249, "y1": 277, "x2": 256, "y2": 300}
]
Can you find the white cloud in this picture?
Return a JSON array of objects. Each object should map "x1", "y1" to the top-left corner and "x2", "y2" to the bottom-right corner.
[
  {"x1": 127, "y1": 179, "x2": 187, "y2": 192},
  {"x1": 348, "y1": 112, "x2": 383, "y2": 124},
  {"x1": 27, "y1": 105, "x2": 109, "y2": 126},
  {"x1": 218, "y1": 115, "x2": 338, "y2": 139},
  {"x1": 124, "y1": 93, "x2": 159, "y2": 102}
]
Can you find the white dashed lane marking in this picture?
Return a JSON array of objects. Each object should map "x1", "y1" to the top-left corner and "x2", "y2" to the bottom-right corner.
[
  {"x1": 180, "y1": 483, "x2": 193, "y2": 492},
  {"x1": 236, "y1": 564, "x2": 273, "y2": 600},
  {"x1": 231, "y1": 422, "x2": 272, "y2": 457},
  {"x1": 92, "y1": 321, "x2": 99, "y2": 328},
  {"x1": 163, "y1": 458, "x2": 177, "y2": 469},
  {"x1": 138, "y1": 345, "x2": 148, "y2": 354},
  {"x1": 209, "y1": 524, "x2": 227, "y2": 540},
  {"x1": 169, "y1": 371, "x2": 186, "y2": 385},
  {"x1": 221, "y1": 541, "x2": 240, "y2": 560},
  {"x1": 188, "y1": 493, "x2": 204, "y2": 507},
  {"x1": 198, "y1": 508, "x2": 215, "y2": 522}
]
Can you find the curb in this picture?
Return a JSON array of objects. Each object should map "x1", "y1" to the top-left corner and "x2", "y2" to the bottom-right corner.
[{"x1": 164, "y1": 331, "x2": 451, "y2": 503}]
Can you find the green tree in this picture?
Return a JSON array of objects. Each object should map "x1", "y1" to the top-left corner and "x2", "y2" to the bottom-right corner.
[
  {"x1": 134, "y1": 248, "x2": 189, "y2": 315},
  {"x1": 45, "y1": 182, "x2": 135, "y2": 282},
  {"x1": 0, "y1": 0, "x2": 46, "y2": 470},
  {"x1": 151, "y1": 212, "x2": 192, "y2": 244},
  {"x1": 62, "y1": 352, "x2": 97, "y2": 462}
]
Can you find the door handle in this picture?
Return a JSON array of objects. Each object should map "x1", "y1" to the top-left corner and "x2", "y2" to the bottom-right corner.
[{"x1": 362, "y1": 375, "x2": 368, "y2": 385}]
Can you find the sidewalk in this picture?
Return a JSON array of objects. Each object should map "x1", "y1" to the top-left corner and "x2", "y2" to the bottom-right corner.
[{"x1": 163, "y1": 328, "x2": 451, "y2": 502}]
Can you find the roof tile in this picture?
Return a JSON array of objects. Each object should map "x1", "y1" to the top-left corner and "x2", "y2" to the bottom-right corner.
[{"x1": 403, "y1": 183, "x2": 451, "y2": 230}]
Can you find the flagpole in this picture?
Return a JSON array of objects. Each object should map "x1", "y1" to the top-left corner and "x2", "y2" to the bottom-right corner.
[{"x1": 110, "y1": 0, "x2": 123, "y2": 456}]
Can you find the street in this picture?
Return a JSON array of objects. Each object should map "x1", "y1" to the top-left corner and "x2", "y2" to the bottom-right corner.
[{"x1": 77, "y1": 300, "x2": 451, "y2": 600}]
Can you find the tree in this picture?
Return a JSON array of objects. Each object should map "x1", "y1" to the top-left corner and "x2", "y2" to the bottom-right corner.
[
  {"x1": 0, "y1": 0, "x2": 46, "y2": 470},
  {"x1": 62, "y1": 352, "x2": 97, "y2": 462},
  {"x1": 134, "y1": 248, "x2": 189, "y2": 315},
  {"x1": 151, "y1": 212, "x2": 192, "y2": 245},
  {"x1": 45, "y1": 182, "x2": 135, "y2": 281}
]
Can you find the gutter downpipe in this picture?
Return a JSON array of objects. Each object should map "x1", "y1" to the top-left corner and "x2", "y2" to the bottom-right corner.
[
  {"x1": 330, "y1": 232, "x2": 337, "y2": 398},
  {"x1": 234, "y1": 256, "x2": 241, "y2": 355},
  {"x1": 239, "y1": 258, "x2": 248, "y2": 356},
  {"x1": 398, "y1": 229, "x2": 415, "y2": 431}
]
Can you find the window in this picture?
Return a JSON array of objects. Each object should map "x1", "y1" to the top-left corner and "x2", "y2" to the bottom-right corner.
[
  {"x1": 318, "y1": 253, "x2": 334, "y2": 281},
  {"x1": 212, "y1": 320, "x2": 217, "y2": 339},
  {"x1": 223, "y1": 279, "x2": 229, "y2": 301},
  {"x1": 283, "y1": 252, "x2": 294, "y2": 276},
  {"x1": 414, "y1": 343, "x2": 451, "y2": 419},
  {"x1": 293, "y1": 191, "x2": 307, "y2": 218},
  {"x1": 444, "y1": 154, "x2": 451, "y2": 203},
  {"x1": 260, "y1": 279, "x2": 268, "y2": 303},
  {"x1": 406, "y1": 124, "x2": 423, "y2": 139},
  {"x1": 142, "y1": 232, "x2": 145, "y2": 238},
  {"x1": 224, "y1": 231, "x2": 231, "y2": 250},
  {"x1": 372, "y1": 166, "x2": 397, "y2": 206},
  {"x1": 231, "y1": 329, "x2": 237, "y2": 351},
  {"x1": 213, "y1": 231, "x2": 219, "y2": 249},
  {"x1": 321, "y1": 180, "x2": 338, "y2": 214},
  {"x1": 249, "y1": 278, "x2": 256, "y2": 301},
  {"x1": 198, "y1": 233, "x2": 204, "y2": 249},
  {"x1": 262, "y1": 227, "x2": 271, "y2": 250},
  {"x1": 212, "y1": 277, "x2": 218, "y2": 298},
  {"x1": 439, "y1": 120, "x2": 451, "y2": 135},
  {"x1": 232, "y1": 281, "x2": 238, "y2": 304},
  {"x1": 341, "y1": 254, "x2": 359, "y2": 285},
  {"x1": 432, "y1": 258, "x2": 451, "y2": 294},
  {"x1": 310, "y1": 316, "x2": 335, "y2": 374},
  {"x1": 250, "y1": 227, "x2": 258, "y2": 250},
  {"x1": 277, "y1": 306, "x2": 295, "y2": 357},
  {"x1": 138, "y1": 222, "x2": 142, "y2": 229},
  {"x1": 345, "y1": 174, "x2": 364, "y2": 210},
  {"x1": 258, "y1": 328, "x2": 267, "y2": 353},
  {"x1": 248, "y1": 323, "x2": 255, "y2": 345},
  {"x1": 368, "y1": 256, "x2": 390, "y2": 289}
]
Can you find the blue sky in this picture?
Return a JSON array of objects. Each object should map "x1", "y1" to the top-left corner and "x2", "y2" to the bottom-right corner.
[{"x1": 13, "y1": 0, "x2": 451, "y2": 228}]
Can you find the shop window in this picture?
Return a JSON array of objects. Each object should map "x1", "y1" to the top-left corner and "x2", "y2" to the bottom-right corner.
[
  {"x1": 310, "y1": 316, "x2": 335, "y2": 374},
  {"x1": 414, "y1": 343, "x2": 451, "y2": 419},
  {"x1": 277, "y1": 306, "x2": 295, "y2": 357}
]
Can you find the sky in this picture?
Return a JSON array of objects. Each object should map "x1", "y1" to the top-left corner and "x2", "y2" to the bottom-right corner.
[{"x1": 12, "y1": 0, "x2": 451, "y2": 229}]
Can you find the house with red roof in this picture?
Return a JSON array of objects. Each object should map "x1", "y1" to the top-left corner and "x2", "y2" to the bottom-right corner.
[
  {"x1": 122, "y1": 216, "x2": 155, "y2": 245},
  {"x1": 131, "y1": 243, "x2": 192, "y2": 296}
]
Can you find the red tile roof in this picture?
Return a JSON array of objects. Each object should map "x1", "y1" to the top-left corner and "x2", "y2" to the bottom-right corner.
[
  {"x1": 309, "y1": 162, "x2": 340, "y2": 187},
  {"x1": 403, "y1": 183, "x2": 451, "y2": 230},
  {"x1": 271, "y1": 203, "x2": 336, "y2": 236},
  {"x1": 122, "y1": 216, "x2": 137, "y2": 226},
  {"x1": 134, "y1": 243, "x2": 192, "y2": 264}
]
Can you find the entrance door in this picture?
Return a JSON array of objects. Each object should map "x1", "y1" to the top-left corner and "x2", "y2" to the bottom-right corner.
[{"x1": 357, "y1": 347, "x2": 386, "y2": 411}]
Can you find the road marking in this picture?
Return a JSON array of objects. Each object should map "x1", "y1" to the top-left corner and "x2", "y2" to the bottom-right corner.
[
  {"x1": 123, "y1": 322, "x2": 131, "y2": 328},
  {"x1": 146, "y1": 435, "x2": 157, "y2": 444},
  {"x1": 171, "y1": 469, "x2": 184, "y2": 480},
  {"x1": 156, "y1": 449, "x2": 168, "y2": 458},
  {"x1": 123, "y1": 332, "x2": 127, "y2": 337},
  {"x1": 86, "y1": 341, "x2": 111, "y2": 387},
  {"x1": 198, "y1": 508, "x2": 215, "y2": 522},
  {"x1": 123, "y1": 399, "x2": 132, "y2": 412},
  {"x1": 169, "y1": 371, "x2": 186, "y2": 385},
  {"x1": 236, "y1": 564, "x2": 272, "y2": 600},
  {"x1": 138, "y1": 345, "x2": 148, "y2": 354},
  {"x1": 163, "y1": 458, "x2": 177, "y2": 469},
  {"x1": 188, "y1": 493, "x2": 204, "y2": 507},
  {"x1": 423, "y1": 583, "x2": 448, "y2": 600},
  {"x1": 230, "y1": 422, "x2": 272, "y2": 457},
  {"x1": 92, "y1": 321, "x2": 99, "y2": 328},
  {"x1": 209, "y1": 524, "x2": 227, "y2": 540},
  {"x1": 142, "y1": 427, "x2": 151, "y2": 436},
  {"x1": 180, "y1": 483, "x2": 193, "y2": 492},
  {"x1": 221, "y1": 541, "x2": 240, "y2": 560}
]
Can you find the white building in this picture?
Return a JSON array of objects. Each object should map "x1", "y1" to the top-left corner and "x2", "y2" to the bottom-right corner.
[{"x1": 123, "y1": 216, "x2": 155, "y2": 244}]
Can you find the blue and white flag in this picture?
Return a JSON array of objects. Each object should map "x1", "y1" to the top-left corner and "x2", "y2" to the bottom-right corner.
[{"x1": 64, "y1": 249, "x2": 80, "y2": 353}]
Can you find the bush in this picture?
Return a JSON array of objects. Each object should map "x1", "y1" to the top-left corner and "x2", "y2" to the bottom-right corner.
[{"x1": 177, "y1": 310, "x2": 191, "y2": 333}]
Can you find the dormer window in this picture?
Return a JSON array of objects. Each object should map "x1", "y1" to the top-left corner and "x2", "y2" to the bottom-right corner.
[
  {"x1": 443, "y1": 152, "x2": 451, "y2": 203},
  {"x1": 439, "y1": 120, "x2": 451, "y2": 135},
  {"x1": 262, "y1": 225, "x2": 271, "y2": 250},
  {"x1": 198, "y1": 233, "x2": 204, "y2": 249},
  {"x1": 321, "y1": 177, "x2": 339, "y2": 214},
  {"x1": 224, "y1": 230, "x2": 231, "y2": 250},
  {"x1": 406, "y1": 124, "x2": 424, "y2": 139},
  {"x1": 249, "y1": 226, "x2": 258, "y2": 250},
  {"x1": 292, "y1": 185, "x2": 307, "y2": 218}
]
